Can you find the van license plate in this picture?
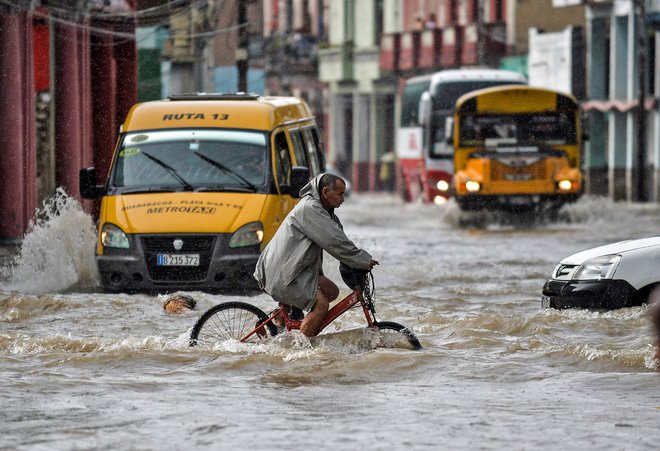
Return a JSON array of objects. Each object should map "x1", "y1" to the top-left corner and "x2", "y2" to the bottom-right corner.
[{"x1": 157, "y1": 254, "x2": 200, "y2": 266}]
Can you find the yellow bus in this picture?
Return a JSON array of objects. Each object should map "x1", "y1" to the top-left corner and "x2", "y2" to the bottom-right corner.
[
  {"x1": 80, "y1": 93, "x2": 324, "y2": 293},
  {"x1": 451, "y1": 85, "x2": 583, "y2": 212}
]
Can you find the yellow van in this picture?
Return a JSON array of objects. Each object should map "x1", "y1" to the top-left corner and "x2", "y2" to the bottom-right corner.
[{"x1": 80, "y1": 93, "x2": 325, "y2": 293}]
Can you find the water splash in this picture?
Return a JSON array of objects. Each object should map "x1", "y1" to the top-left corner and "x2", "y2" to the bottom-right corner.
[{"x1": 0, "y1": 188, "x2": 100, "y2": 294}]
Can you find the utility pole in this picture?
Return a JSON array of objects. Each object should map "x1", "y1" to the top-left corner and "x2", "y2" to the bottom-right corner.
[
  {"x1": 237, "y1": 0, "x2": 249, "y2": 92},
  {"x1": 634, "y1": 0, "x2": 647, "y2": 202}
]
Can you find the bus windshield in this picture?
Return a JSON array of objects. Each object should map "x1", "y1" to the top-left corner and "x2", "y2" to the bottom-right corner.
[
  {"x1": 432, "y1": 81, "x2": 524, "y2": 110},
  {"x1": 459, "y1": 112, "x2": 577, "y2": 147},
  {"x1": 112, "y1": 129, "x2": 268, "y2": 192}
]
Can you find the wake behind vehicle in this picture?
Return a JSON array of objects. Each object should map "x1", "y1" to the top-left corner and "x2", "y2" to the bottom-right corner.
[
  {"x1": 451, "y1": 86, "x2": 583, "y2": 213},
  {"x1": 542, "y1": 237, "x2": 660, "y2": 309},
  {"x1": 80, "y1": 93, "x2": 325, "y2": 293}
]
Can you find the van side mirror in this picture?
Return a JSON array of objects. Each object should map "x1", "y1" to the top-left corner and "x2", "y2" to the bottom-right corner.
[
  {"x1": 289, "y1": 166, "x2": 309, "y2": 198},
  {"x1": 79, "y1": 167, "x2": 104, "y2": 199}
]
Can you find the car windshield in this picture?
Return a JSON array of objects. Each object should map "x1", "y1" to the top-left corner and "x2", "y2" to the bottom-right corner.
[{"x1": 112, "y1": 129, "x2": 268, "y2": 192}]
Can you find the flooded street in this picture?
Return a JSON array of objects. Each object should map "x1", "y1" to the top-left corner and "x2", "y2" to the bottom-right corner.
[{"x1": 1, "y1": 193, "x2": 659, "y2": 450}]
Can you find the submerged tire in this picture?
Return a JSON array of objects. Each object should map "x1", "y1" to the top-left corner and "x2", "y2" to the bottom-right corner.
[
  {"x1": 189, "y1": 301, "x2": 277, "y2": 347},
  {"x1": 374, "y1": 321, "x2": 422, "y2": 350}
]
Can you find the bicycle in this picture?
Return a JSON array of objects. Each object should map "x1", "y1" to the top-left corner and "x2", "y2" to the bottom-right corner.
[{"x1": 189, "y1": 271, "x2": 422, "y2": 350}]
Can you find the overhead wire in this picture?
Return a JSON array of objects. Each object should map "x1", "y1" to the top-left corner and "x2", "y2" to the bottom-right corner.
[{"x1": 0, "y1": 0, "x2": 244, "y2": 43}]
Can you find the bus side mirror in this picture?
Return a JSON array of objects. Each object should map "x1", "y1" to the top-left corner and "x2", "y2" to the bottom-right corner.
[
  {"x1": 289, "y1": 166, "x2": 310, "y2": 198},
  {"x1": 79, "y1": 167, "x2": 104, "y2": 199}
]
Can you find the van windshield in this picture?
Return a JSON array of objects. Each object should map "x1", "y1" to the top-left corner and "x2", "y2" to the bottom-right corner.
[{"x1": 112, "y1": 130, "x2": 268, "y2": 192}]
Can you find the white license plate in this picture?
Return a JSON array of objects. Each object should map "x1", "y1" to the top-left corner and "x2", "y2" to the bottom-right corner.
[
  {"x1": 541, "y1": 296, "x2": 551, "y2": 308},
  {"x1": 157, "y1": 254, "x2": 200, "y2": 266}
]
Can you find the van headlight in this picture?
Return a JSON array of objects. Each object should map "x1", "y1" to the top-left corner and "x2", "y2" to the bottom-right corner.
[
  {"x1": 229, "y1": 221, "x2": 264, "y2": 248},
  {"x1": 572, "y1": 254, "x2": 621, "y2": 280},
  {"x1": 101, "y1": 223, "x2": 130, "y2": 249}
]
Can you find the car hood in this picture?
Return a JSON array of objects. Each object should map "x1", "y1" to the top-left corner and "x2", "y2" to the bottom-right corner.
[
  {"x1": 561, "y1": 236, "x2": 660, "y2": 265},
  {"x1": 101, "y1": 192, "x2": 268, "y2": 234}
]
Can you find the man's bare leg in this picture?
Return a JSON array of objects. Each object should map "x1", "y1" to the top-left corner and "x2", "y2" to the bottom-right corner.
[
  {"x1": 300, "y1": 289, "x2": 328, "y2": 337},
  {"x1": 318, "y1": 275, "x2": 339, "y2": 303},
  {"x1": 300, "y1": 276, "x2": 338, "y2": 337}
]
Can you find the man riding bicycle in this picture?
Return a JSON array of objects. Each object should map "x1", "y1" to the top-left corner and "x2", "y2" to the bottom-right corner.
[{"x1": 254, "y1": 173, "x2": 378, "y2": 337}]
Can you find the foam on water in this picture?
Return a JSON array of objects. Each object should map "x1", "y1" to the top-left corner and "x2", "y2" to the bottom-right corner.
[{"x1": 0, "y1": 189, "x2": 100, "y2": 294}]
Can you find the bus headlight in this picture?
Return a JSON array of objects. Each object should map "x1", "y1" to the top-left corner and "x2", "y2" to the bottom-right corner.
[
  {"x1": 229, "y1": 221, "x2": 264, "y2": 248},
  {"x1": 557, "y1": 179, "x2": 573, "y2": 191},
  {"x1": 465, "y1": 181, "x2": 481, "y2": 193},
  {"x1": 101, "y1": 223, "x2": 130, "y2": 249},
  {"x1": 434, "y1": 195, "x2": 448, "y2": 205},
  {"x1": 436, "y1": 180, "x2": 450, "y2": 192}
]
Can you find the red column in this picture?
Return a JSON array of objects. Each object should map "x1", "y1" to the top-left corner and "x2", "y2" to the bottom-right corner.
[
  {"x1": 22, "y1": 12, "x2": 37, "y2": 232},
  {"x1": 0, "y1": 11, "x2": 36, "y2": 239},
  {"x1": 54, "y1": 22, "x2": 92, "y2": 202},
  {"x1": 90, "y1": 26, "x2": 117, "y2": 183},
  {"x1": 114, "y1": 2, "x2": 137, "y2": 152}
]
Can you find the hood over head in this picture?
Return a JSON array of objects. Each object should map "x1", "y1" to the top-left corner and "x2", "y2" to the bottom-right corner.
[
  {"x1": 299, "y1": 173, "x2": 325, "y2": 200},
  {"x1": 299, "y1": 173, "x2": 348, "y2": 200}
]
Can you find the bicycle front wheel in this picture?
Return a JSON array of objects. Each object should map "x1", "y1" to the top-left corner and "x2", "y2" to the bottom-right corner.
[
  {"x1": 189, "y1": 302, "x2": 278, "y2": 347},
  {"x1": 374, "y1": 321, "x2": 422, "y2": 350}
]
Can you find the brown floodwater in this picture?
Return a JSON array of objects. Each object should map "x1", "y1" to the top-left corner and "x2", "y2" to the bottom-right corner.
[{"x1": 1, "y1": 192, "x2": 659, "y2": 449}]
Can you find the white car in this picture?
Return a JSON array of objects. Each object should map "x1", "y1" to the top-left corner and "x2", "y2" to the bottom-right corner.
[{"x1": 542, "y1": 237, "x2": 660, "y2": 309}]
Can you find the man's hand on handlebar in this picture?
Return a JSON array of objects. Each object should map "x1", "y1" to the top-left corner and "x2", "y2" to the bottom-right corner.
[{"x1": 369, "y1": 260, "x2": 379, "y2": 270}]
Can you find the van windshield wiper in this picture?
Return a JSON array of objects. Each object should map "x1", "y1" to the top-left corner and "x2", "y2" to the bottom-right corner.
[
  {"x1": 142, "y1": 151, "x2": 194, "y2": 191},
  {"x1": 193, "y1": 151, "x2": 258, "y2": 192},
  {"x1": 194, "y1": 185, "x2": 254, "y2": 193},
  {"x1": 119, "y1": 186, "x2": 177, "y2": 194}
]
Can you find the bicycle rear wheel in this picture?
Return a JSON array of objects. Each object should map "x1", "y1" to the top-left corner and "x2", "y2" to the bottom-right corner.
[
  {"x1": 189, "y1": 301, "x2": 278, "y2": 347},
  {"x1": 374, "y1": 321, "x2": 422, "y2": 350}
]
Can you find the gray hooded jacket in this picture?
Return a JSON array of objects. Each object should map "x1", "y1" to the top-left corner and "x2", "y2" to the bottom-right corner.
[{"x1": 254, "y1": 174, "x2": 373, "y2": 310}]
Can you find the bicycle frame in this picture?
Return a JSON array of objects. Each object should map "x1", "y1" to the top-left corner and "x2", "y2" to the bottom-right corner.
[{"x1": 242, "y1": 286, "x2": 376, "y2": 342}]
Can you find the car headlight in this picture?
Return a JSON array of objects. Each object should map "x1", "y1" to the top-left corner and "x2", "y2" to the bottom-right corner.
[
  {"x1": 572, "y1": 254, "x2": 621, "y2": 280},
  {"x1": 101, "y1": 223, "x2": 130, "y2": 249},
  {"x1": 229, "y1": 221, "x2": 264, "y2": 248}
]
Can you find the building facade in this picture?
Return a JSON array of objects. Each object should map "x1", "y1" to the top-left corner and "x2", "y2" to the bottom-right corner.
[
  {"x1": 577, "y1": 0, "x2": 660, "y2": 201},
  {"x1": 0, "y1": 0, "x2": 139, "y2": 241},
  {"x1": 318, "y1": 0, "x2": 516, "y2": 193}
]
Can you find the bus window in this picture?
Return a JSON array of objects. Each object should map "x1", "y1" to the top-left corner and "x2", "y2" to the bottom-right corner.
[
  {"x1": 401, "y1": 80, "x2": 431, "y2": 126},
  {"x1": 273, "y1": 131, "x2": 292, "y2": 187},
  {"x1": 302, "y1": 126, "x2": 322, "y2": 176}
]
